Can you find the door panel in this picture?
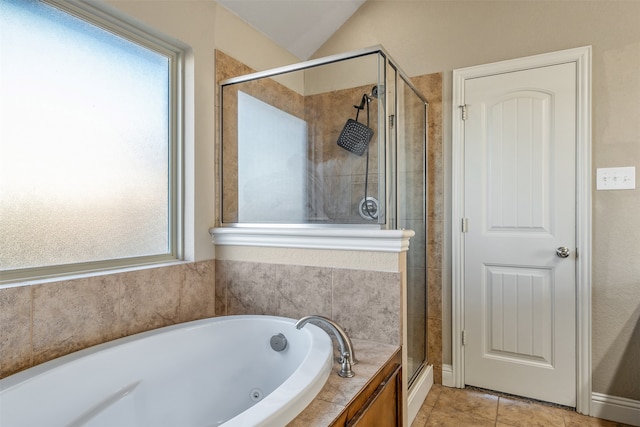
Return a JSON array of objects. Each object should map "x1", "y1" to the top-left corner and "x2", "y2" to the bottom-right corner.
[
  {"x1": 484, "y1": 265, "x2": 553, "y2": 366},
  {"x1": 464, "y1": 63, "x2": 576, "y2": 406},
  {"x1": 487, "y1": 92, "x2": 550, "y2": 232}
]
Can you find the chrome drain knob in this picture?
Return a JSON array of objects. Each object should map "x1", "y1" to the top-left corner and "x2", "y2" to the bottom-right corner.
[{"x1": 270, "y1": 333, "x2": 288, "y2": 352}]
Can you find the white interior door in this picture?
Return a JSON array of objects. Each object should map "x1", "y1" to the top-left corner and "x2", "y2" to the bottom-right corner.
[{"x1": 463, "y1": 62, "x2": 577, "y2": 406}]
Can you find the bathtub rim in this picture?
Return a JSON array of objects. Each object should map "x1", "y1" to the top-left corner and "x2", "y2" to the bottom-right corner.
[{"x1": 0, "y1": 315, "x2": 334, "y2": 427}]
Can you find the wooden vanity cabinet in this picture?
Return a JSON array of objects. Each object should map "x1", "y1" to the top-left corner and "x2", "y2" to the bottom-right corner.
[{"x1": 330, "y1": 348, "x2": 402, "y2": 427}]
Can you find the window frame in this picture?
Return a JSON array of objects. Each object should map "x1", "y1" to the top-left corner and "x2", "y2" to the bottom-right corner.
[{"x1": 0, "y1": 0, "x2": 185, "y2": 284}]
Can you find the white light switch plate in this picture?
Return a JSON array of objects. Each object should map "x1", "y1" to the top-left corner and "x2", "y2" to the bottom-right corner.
[{"x1": 596, "y1": 167, "x2": 636, "y2": 190}]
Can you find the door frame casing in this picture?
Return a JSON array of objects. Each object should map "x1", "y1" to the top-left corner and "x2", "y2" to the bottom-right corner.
[{"x1": 451, "y1": 46, "x2": 592, "y2": 414}]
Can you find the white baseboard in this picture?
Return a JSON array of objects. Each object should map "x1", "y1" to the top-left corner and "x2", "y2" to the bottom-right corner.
[
  {"x1": 442, "y1": 364, "x2": 454, "y2": 387},
  {"x1": 591, "y1": 392, "x2": 640, "y2": 426},
  {"x1": 408, "y1": 364, "x2": 433, "y2": 425}
]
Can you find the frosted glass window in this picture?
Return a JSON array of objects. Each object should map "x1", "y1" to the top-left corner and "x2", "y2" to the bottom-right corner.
[
  {"x1": 0, "y1": 0, "x2": 182, "y2": 278},
  {"x1": 237, "y1": 91, "x2": 307, "y2": 222}
]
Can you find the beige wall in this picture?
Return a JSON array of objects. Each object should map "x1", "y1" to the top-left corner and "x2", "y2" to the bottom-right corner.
[{"x1": 315, "y1": 0, "x2": 640, "y2": 400}]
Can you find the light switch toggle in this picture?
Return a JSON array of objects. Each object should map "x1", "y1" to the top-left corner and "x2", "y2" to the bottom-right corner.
[{"x1": 596, "y1": 167, "x2": 636, "y2": 190}]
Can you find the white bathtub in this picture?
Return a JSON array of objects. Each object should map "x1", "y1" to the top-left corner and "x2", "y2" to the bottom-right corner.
[{"x1": 0, "y1": 315, "x2": 333, "y2": 427}]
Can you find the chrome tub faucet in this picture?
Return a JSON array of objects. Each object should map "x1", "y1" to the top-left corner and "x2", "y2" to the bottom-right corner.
[{"x1": 295, "y1": 315, "x2": 357, "y2": 378}]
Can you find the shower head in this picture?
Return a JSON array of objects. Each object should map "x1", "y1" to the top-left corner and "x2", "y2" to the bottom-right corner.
[
  {"x1": 337, "y1": 91, "x2": 376, "y2": 156},
  {"x1": 337, "y1": 119, "x2": 373, "y2": 156},
  {"x1": 370, "y1": 84, "x2": 384, "y2": 99},
  {"x1": 354, "y1": 85, "x2": 383, "y2": 109}
]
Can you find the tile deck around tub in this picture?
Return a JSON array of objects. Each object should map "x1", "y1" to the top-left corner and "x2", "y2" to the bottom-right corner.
[{"x1": 287, "y1": 339, "x2": 399, "y2": 426}]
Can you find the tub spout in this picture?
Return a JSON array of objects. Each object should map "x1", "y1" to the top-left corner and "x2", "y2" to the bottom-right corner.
[{"x1": 295, "y1": 315, "x2": 356, "y2": 378}]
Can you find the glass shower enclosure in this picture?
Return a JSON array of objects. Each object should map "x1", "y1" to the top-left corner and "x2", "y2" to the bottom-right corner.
[{"x1": 218, "y1": 46, "x2": 429, "y2": 386}]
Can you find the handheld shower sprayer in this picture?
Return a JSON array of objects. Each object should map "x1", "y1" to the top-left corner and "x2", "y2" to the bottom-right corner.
[{"x1": 353, "y1": 93, "x2": 368, "y2": 111}]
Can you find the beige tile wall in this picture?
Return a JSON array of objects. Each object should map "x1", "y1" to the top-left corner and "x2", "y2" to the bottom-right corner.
[
  {"x1": 215, "y1": 260, "x2": 402, "y2": 346},
  {"x1": 305, "y1": 87, "x2": 380, "y2": 223},
  {"x1": 0, "y1": 260, "x2": 215, "y2": 379}
]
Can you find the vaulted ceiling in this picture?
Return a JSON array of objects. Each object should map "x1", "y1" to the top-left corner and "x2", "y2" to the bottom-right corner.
[{"x1": 216, "y1": 0, "x2": 367, "y2": 59}]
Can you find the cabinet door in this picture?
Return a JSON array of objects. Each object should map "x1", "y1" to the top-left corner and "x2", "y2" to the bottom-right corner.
[{"x1": 348, "y1": 365, "x2": 401, "y2": 427}]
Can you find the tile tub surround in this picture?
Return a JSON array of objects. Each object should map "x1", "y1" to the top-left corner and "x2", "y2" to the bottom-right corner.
[
  {"x1": 215, "y1": 260, "x2": 402, "y2": 346},
  {"x1": 0, "y1": 260, "x2": 216, "y2": 379},
  {"x1": 288, "y1": 339, "x2": 400, "y2": 426}
]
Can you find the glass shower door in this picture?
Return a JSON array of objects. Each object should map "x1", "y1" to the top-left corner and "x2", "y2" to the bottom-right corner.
[{"x1": 397, "y1": 76, "x2": 428, "y2": 385}]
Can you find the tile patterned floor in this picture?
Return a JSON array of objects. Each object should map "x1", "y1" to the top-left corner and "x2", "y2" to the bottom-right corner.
[{"x1": 412, "y1": 385, "x2": 635, "y2": 427}]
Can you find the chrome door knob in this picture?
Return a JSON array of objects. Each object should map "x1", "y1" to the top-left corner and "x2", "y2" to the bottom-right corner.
[{"x1": 556, "y1": 247, "x2": 570, "y2": 258}]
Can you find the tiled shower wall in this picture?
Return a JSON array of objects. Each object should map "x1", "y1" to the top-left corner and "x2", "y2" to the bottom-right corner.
[
  {"x1": 305, "y1": 88, "x2": 380, "y2": 223},
  {"x1": 214, "y1": 260, "x2": 402, "y2": 345},
  {"x1": 0, "y1": 261, "x2": 215, "y2": 379}
]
